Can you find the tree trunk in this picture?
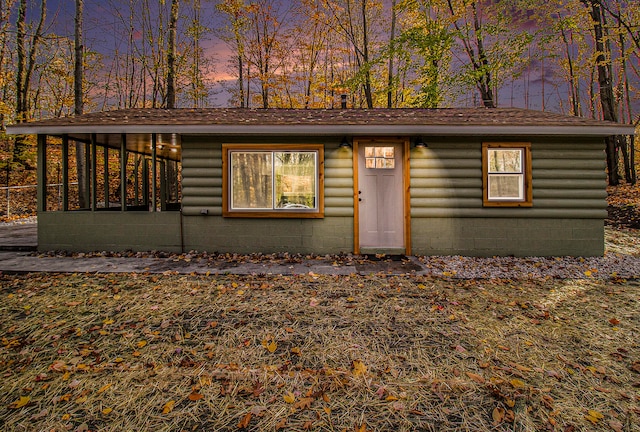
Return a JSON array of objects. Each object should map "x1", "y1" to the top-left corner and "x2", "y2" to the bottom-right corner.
[
  {"x1": 74, "y1": 0, "x2": 88, "y2": 208},
  {"x1": 13, "y1": 0, "x2": 46, "y2": 168},
  {"x1": 472, "y1": 2, "x2": 494, "y2": 108},
  {"x1": 361, "y1": 0, "x2": 373, "y2": 108},
  {"x1": 582, "y1": 0, "x2": 619, "y2": 185},
  {"x1": 387, "y1": 0, "x2": 396, "y2": 108},
  {"x1": 166, "y1": 0, "x2": 179, "y2": 108}
]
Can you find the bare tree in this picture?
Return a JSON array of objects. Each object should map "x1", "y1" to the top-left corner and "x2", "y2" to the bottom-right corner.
[
  {"x1": 166, "y1": 0, "x2": 179, "y2": 108},
  {"x1": 14, "y1": 0, "x2": 47, "y2": 167},
  {"x1": 217, "y1": 0, "x2": 249, "y2": 107},
  {"x1": 74, "y1": 0, "x2": 88, "y2": 207},
  {"x1": 581, "y1": 0, "x2": 620, "y2": 185}
]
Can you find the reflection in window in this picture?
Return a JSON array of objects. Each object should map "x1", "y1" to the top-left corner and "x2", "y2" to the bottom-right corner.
[
  {"x1": 487, "y1": 148, "x2": 524, "y2": 200},
  {"x1": 230, "y1": 150, "x2": 318, "y2": 211},
  {"x1": 365, "y1": 146, "x2": 395, "y2": 169},
  {"x1": 482, "y1": 143, "x2": 532, "y2": 207}
]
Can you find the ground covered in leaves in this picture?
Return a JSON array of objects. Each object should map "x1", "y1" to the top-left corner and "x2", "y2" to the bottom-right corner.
[{"x1": 1, "y1": 273, "x2": 638, "y2": 431}]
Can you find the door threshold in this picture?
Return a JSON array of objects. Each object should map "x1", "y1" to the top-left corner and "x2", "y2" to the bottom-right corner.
[{"x1": 359, "y1": 247, "x2": 406, "y2": 256}]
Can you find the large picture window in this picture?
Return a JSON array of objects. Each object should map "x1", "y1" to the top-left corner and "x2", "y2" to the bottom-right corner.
[
  {"x1": 223, "y1": 144, "x2": 324, "y2": 218},
  {"x1": 482, "y1": 143, "x2": 532, "y2": 207}
]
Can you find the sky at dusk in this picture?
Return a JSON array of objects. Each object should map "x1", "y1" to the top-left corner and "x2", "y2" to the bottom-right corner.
[{"x1": 17, "y1": 0, "x2": 638, "y2": 116}]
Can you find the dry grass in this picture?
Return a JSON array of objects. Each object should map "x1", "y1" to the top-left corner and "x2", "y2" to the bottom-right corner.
[{"x1": 1, "y1": 273, "x2": 639, "y2": 431}]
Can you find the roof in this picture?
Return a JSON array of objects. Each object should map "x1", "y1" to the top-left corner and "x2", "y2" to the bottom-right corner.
[{"x1": 6, "y1": 107, "x2": 635, "y2": 137}]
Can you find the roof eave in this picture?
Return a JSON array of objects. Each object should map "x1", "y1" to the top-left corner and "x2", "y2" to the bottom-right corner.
[{"x1": 5, "y1": 124, "x2": 635, "y2": 137}]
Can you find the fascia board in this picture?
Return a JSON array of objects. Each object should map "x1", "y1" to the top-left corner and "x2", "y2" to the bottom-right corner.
[{"x1": 5, "y1": 123, "x2": 636, "y2": 137}]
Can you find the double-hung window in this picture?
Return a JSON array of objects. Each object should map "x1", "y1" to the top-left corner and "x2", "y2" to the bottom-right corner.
[
  {"x1": 223, "y1": 144, "x2": 324, "y2": 218},
  {"x1": 482, "y1": 143, "x2": 532, "y2": 207}
]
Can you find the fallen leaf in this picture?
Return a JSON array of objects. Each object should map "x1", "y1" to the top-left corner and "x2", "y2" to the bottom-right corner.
[
  {"x1": 103, "y1": 318, "x2": 114, "y2": 325},
  {"x1": 283, "y1": 392, "x2": 295, "y2": 404},
  {"x1": 609, "y1": 419, "x2": 623, "y2": 432},
  {"x1": 30, "y1": 409, "x2": 49, "y2": 420},
  {"x1": 162, "y1": 400, "x2": 175, "y2": 414},
  {"x1": 97, "y1": 383, "x2": 112, "y2": 394},
  {"x1": 510, "y1": 379, "x2": 525, "y2": 388},
  {"x1": 356, "y1": 423, "x2": 368, "y2": 432},
  {"x1": 295, "y1": 397, "x2": 314, "y2": 410},
  {"x1": 466, "y1": 372, "x2": 485, "y2": 384},
  {"x1": 188, "y1": 392, "x2": 204, "y2": 401},
  {"x1": 137, "y1": 340, "x2": 147, "y2": 348},
  {"x1": 8, "y1": 396, "x2": 30, "y2": 409},
  {"x1": 237, "y1": 412, "x2": 252, "y2": 429},
  {"x1": 493, "y1": 407, "x2": 505, "y2": 425},
  {"x1": 275, "y1": 418, "x2": 287, "y2": 430},
  {"x1": 250, "y1": 405, "x2": 267, "y2": 415},
  {"x1": 584, "y1": 409, "x2": 604, "y2": 424},
  {"x1": 102, "y1": 407, "x2": 113, "y2": 415},
  {"x1": 352, "y1": 360, "x2": 367, "y2": 376}
]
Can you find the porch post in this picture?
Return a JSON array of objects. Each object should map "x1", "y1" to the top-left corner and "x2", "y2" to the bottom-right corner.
[
  {"x1": 84, "y1": 141, "x2": 90, "y2": 209},
  {"x1": 61, "y1": 134, "x2": 69, "y2": 211},
  {"x1": 91, "y1": 133, "x2": 97, "y2": 211},
  {"x1": 36, "y1": 134, "x2": 47, "y2": 213},
  {"x1": 103, "y1": 146, "x2": 109, "y2": 208},
  {"x1": 142, "y1": 157, "x2": 149, "y2": 209},
  {"x1": 120, "y1": 134, "x2": 127, "y2": 211},
  {"x1": 134, "y1": 154, "x2": 140, "y2": 206},
  {"x1": 160, "y1": 159, "x2": 167, "y2": 211},
  {"x1": 151, "y1": 133, "x2": 157, "y2": 212}
]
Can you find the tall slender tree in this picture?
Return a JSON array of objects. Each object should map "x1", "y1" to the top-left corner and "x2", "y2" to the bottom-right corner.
[
  {"x1": 166, "y1": 0, "x2": 179, "y2": 108},
  {"x1": 581, "y1": 0, "x2": 620, "y2": 185},
  {"x1": 14, "y1": 0, "x2": 47, "y2": 167},
  {"x1": 74, "y1": 0, "x2": 88, "y2": 207}
]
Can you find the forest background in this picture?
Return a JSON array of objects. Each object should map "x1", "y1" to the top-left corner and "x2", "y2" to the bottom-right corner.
[{"x1": 0, "y1": 0, "x2": 638, "y2": 218}]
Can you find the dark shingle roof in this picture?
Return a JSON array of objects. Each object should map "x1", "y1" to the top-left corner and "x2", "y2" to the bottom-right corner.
[{"x1": 6, "y1": 107, "x2": 634, "y2": 137}]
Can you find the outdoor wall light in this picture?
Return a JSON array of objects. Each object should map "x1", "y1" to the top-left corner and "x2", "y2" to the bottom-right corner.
[
  {"x1": 339, "y1": 137, "x2": 352, "y2": 149},
  {"x1": 414, "y1": 136, "x2": 427, "y2": 148}
]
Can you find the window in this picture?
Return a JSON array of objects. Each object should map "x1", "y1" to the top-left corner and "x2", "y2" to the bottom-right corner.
[
  {"x1": 365, "y1": 146, "x2": 395, "y2": 169},
  {"x1": 482, "y1": 143, "x2": 532, "y2": 207},
  {"x1": 223, "y1": 144, "x2": 324, "y2": 218}
]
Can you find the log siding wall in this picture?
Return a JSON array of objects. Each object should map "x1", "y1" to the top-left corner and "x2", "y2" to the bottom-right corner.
[
  {"x1": 409, "y1": 138, "x2": 606, "y2": 256},
  {"x1": 409, "y1": 139, "x2": 607, "y2": 218},
  {"x1": 180, "y1": 136, "x2": 353, "y2": 254}
]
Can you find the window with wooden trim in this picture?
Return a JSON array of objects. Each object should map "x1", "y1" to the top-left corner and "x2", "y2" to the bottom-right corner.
[
  {"x1": 482, "y1": 143, "x2": 532, "y2": 207},
  {"x1": 223, "y1": 144, "x2": 324, "y2": 218}
]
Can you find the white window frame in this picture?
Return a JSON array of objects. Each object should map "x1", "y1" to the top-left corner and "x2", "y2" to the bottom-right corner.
[{"x1": 482, "y1": 142, "x2": 532, "y2": 207}]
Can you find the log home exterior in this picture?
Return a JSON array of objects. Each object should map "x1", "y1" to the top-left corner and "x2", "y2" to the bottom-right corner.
[{"x1": 7, "y1": 108, "x2": 635, "y2": 256}]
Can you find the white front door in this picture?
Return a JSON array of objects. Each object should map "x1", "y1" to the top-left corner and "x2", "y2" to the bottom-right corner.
[{"x1": 357, "y1": 140, "x2": 406, "y2": 253}]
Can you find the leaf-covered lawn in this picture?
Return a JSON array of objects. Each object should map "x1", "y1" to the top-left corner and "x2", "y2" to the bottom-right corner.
[{"x1": 1, "y1": 273, "x2": 638, "y2": 431}]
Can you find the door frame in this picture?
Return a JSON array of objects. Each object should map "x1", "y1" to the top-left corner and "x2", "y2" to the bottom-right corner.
[{"x1": 353, "y1": 137, "x2": 412, "y2": 255}]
